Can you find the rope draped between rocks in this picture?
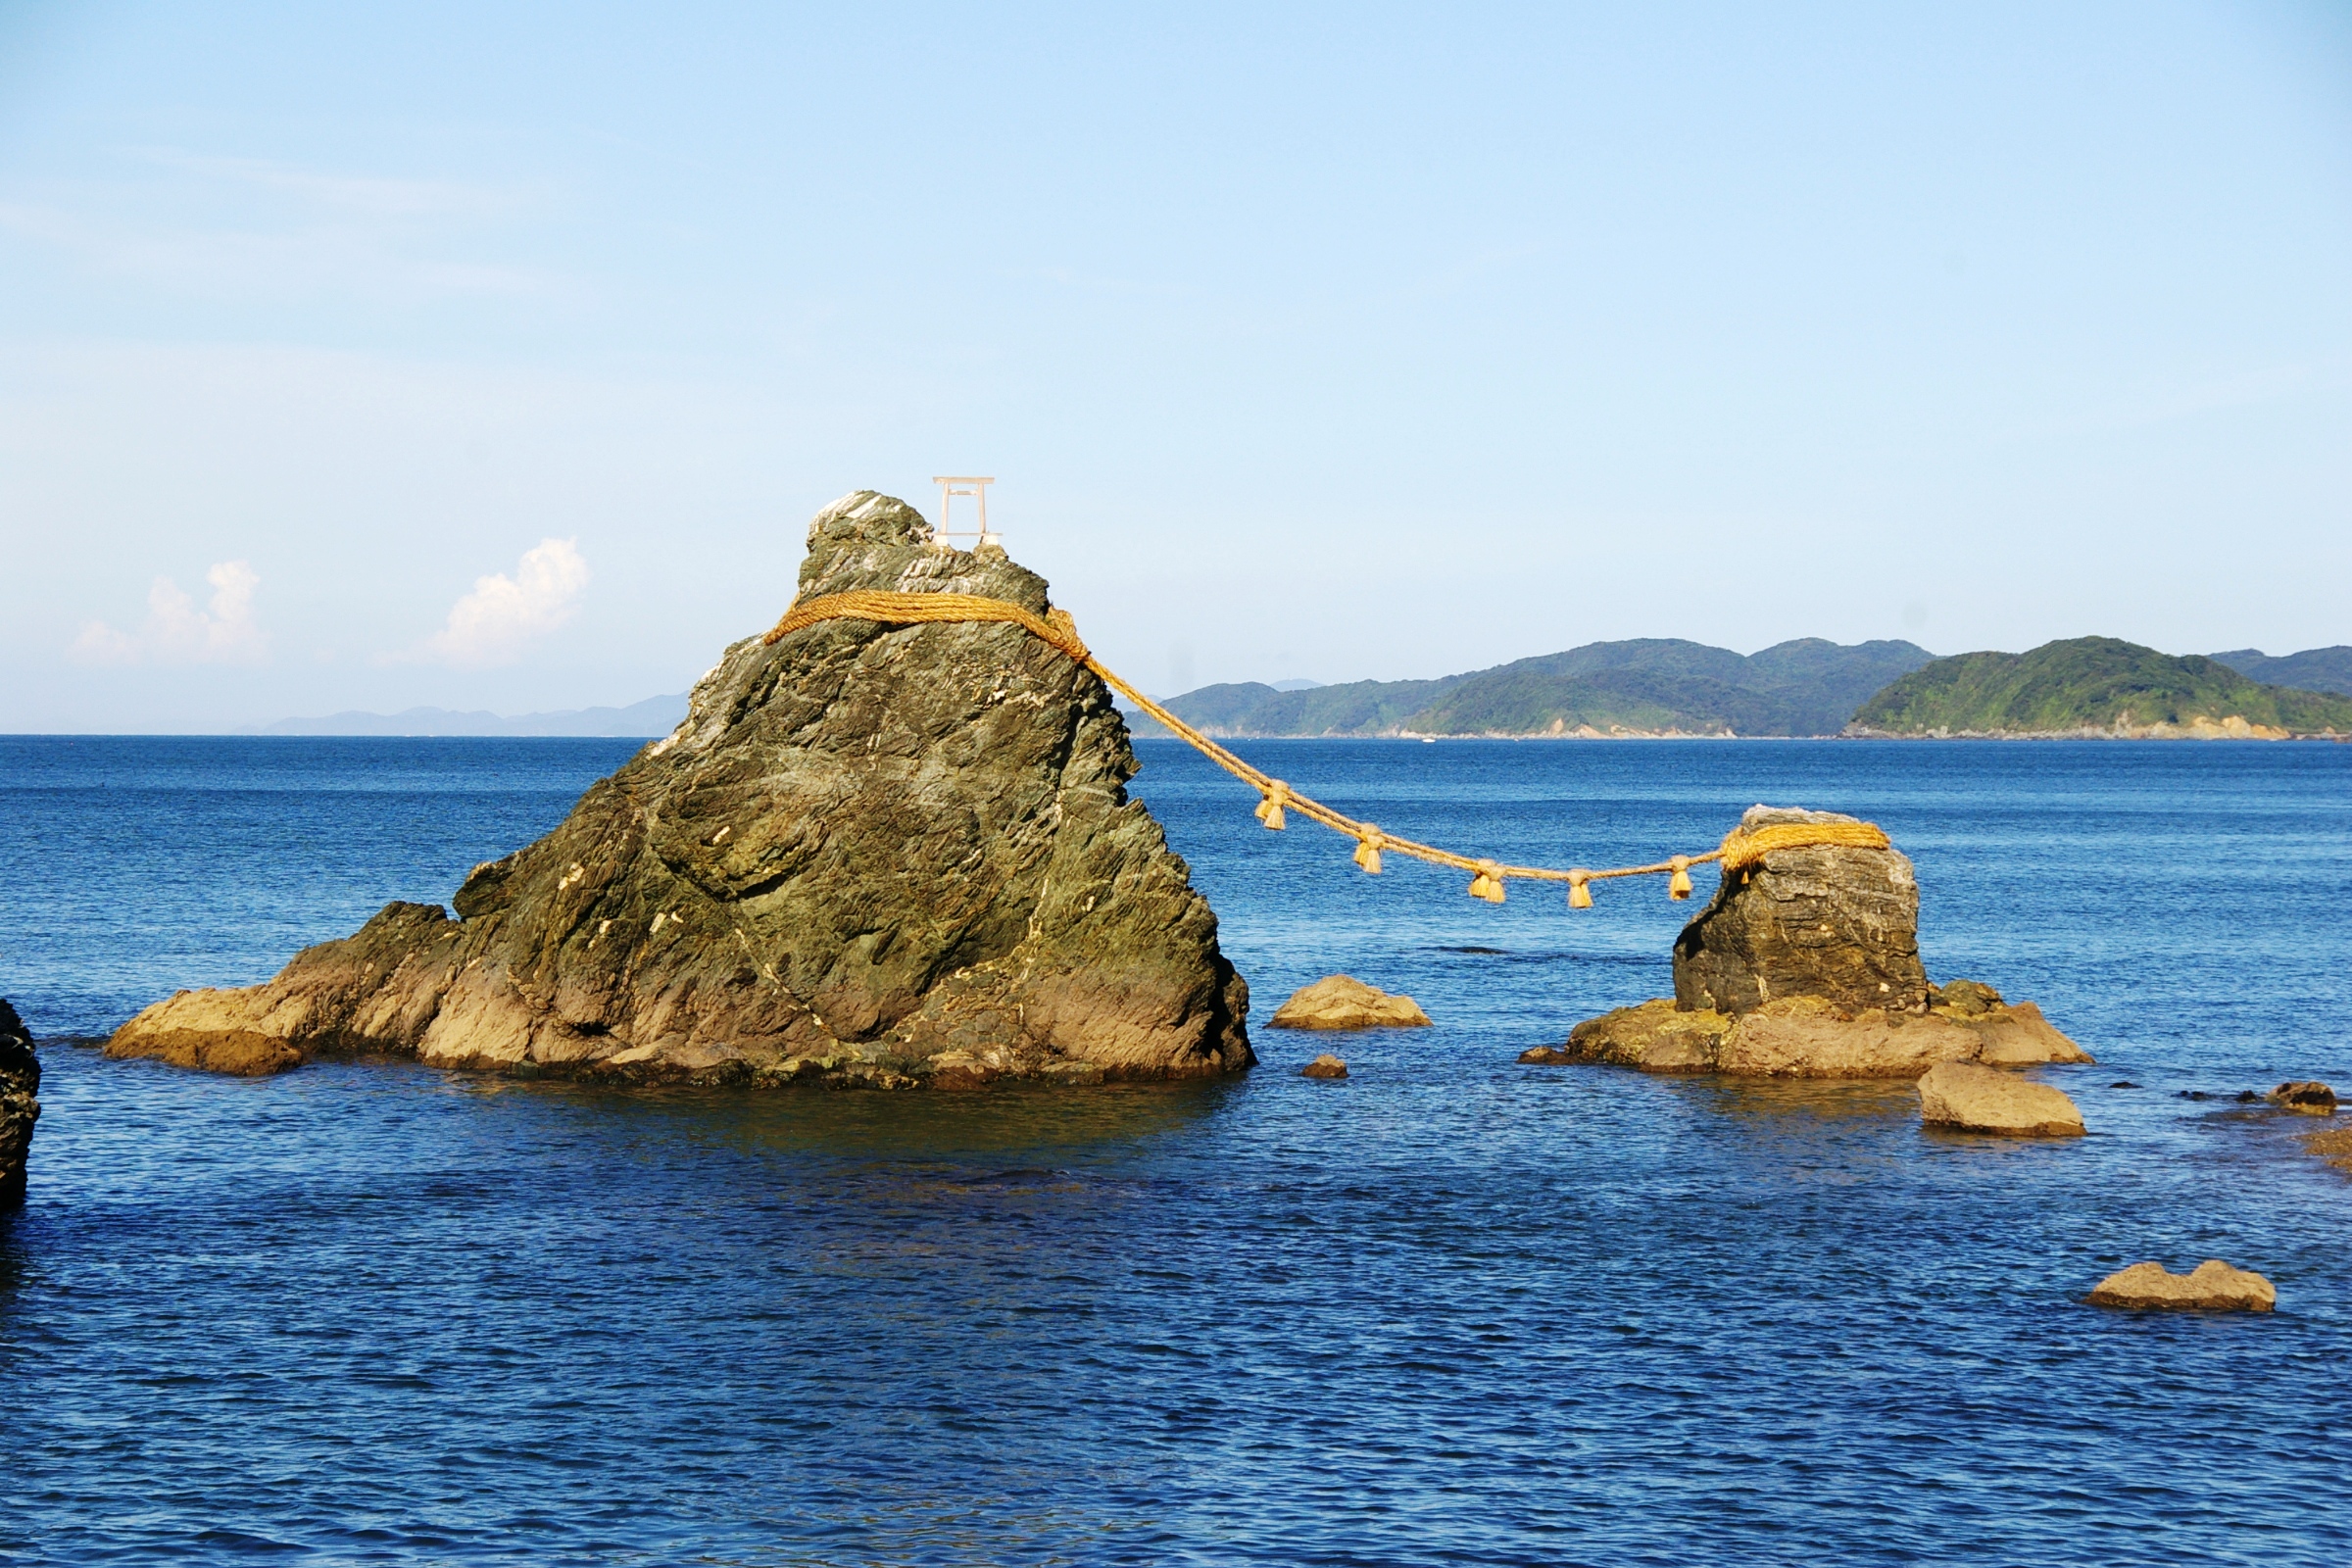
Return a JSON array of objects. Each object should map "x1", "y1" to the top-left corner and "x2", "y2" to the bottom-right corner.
[{"x1": 764, "y1": 591, "x2": 1892, "y2": 907}]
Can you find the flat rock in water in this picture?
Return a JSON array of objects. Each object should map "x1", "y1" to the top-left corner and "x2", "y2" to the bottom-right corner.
[
  {"x1": 1300, "y1": 1054, "x2": 1348, "y2": 1079},
  {"x1": 2087, "y1": 1259, "x2": 2276, "y2": 1312},
  {"x1": 1, "y1": 1000, "x2": 37, "y2": 1206},
  {"x1": 1917, "y1": 1059, "x2": 2084, "y2": 1137},
  {"x1": 1674, "y1": 806, "x2": 1929, "y2": 1015},
  {"x1": 1558, "y1": 987, "x2": 2090, "y2": 1078},
  {"x1": 106, "y1": 492, "x2": 1252, "y2": 1089},
  {"x1": 1269, "y1": 975, "x2": 1432, "y2": 1030}
]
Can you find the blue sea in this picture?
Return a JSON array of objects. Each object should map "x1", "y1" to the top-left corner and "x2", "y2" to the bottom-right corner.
[{"x1": 2, "y1": 735, "x2": 2348, "y2": 1566}]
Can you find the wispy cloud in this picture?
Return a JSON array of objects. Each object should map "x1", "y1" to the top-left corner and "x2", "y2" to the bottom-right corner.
[
  {"x1": 393, "y1": 538, "x2": 590, "y2": 667},
  {"x1": 74, "y1": 561, "x2": 269, "y2": 665}
]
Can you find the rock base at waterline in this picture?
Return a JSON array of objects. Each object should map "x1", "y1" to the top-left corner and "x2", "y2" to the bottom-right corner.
[
  {"x1": 1555, "y1": 987, "x2": 2090, "y2": 1078},
  {"x1": 1, "y1": 1000, "x2": 37, "y2": 1206},
  {"x1": 106, "y1": 491, "x2": 1251, "y2": 1090},
  {"x1": 1918, "y1": 1059, "x2": 2084, "y2": 1137},
  {"x1": 2087, "y1": 1259, "x2": 2275, "y2": 1312},
  {"x1": 1269, "y1": 976, "x2": 1431, "y2": 1031}
]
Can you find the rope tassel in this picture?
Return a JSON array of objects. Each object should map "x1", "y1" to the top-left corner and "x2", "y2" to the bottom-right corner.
[
  {"x1": 1353, "y1": 828, "x2": 1385, "y2": 875},
  {"x1": 1254, "y1": 781, "x2": 1290, "y2": 831},
  {"x1": 1668, "y1": 857, "x2": 1693, "y2": 901},
  {"x1": 1567, "y1": 871, "x2": 1593, "y2": 909},
  {"x1": 1469, "y1": 859, "x2": 1506, "y2": 904}
]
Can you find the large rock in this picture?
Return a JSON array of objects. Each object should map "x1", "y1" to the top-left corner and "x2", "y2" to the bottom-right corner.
[
  {"x1": 1557, "y1": 985, "x2": 2091, "y2": 1077},
  {"x1": 1268, "y1": 975, "x2": 1431, "y2": 1030},
  {"x1": 1, "y1": 1000, "x2": 37, "y2": 1207},
  {"x1": 2086, "y1": 1259, "x2": 2276, "y2": 1312},
  {"x1": 1917, "y1": 1058, "x2": 2085, "y2": 1136},
  {"x1": 1674, "y1": 806, "x2": 1930, "y2": 1014},
  {"x1": 108, "y1": 492, "x2": 1252, "y2": 1088},
  {"x1": 1556, "y1": 805, "x2": 2090, "y2": 1077}
]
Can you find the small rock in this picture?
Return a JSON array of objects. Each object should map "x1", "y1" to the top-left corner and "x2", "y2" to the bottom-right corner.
[
  {"x1": 1917, "y1": 1059, "x2": 2085, "y2": 1138},
  {"x1": 2086, "y1": 1259, "x2": 2276, "y2": 1312},
  {"x1": 2270, "y1": 1081, "x2": 2337, "y2": 1115},
  {"x1": 2178, "y1": 1090, "x2": 2211, "y2": 1102},
  {"x1": 1270, "y1": 975, "x2": 1432, "y2": 1031},
  {"x1": 2110, "y1": 1081, "x2": 2138, "y2": 1089},
  {"x1": 1300, "y1": 1054, "x2": 1348, "y2": 1079},
  {"x1": 2235, "y1": 1090, "x2": 2261, "y2": 1103},
  {"x1": 1518, "y1": 1046, "x2": 1574, "y2": 1065}
]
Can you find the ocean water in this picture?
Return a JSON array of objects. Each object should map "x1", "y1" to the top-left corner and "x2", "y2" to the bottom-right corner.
[{"x1": 1, "y1": 734, "x2": 2348, "y2": 1566}]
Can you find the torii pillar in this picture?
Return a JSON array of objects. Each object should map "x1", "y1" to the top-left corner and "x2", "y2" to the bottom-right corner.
[{"x1": 932, "y1": 476, "x2": 999, "y2": 551}]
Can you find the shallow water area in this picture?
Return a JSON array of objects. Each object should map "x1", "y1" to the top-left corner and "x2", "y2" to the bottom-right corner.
[{"x1": 2, "y1": 735, "x2": 2348, "y2": 1565}]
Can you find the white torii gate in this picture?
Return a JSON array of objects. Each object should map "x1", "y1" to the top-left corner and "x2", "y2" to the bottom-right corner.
[{"x1": 931, "y1": 476, "x2": 999, "y2": 551}]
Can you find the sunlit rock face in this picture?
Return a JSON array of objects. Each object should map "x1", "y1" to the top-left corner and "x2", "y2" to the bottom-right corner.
[{"x1": 109, "y1": 491, "x2": 1251, "y2": 1088}]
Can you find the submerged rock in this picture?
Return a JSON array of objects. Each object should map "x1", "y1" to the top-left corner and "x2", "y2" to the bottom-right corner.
[
  {"x1": 1300, "y1": 1054, "x2": 1348, "y2": 1079},
  {"x1": 1561, "y1": 808, "x2": 2089, "y2": 1077},
  {"x1": 1269, "y1": 975, "x2": 1431, "y2": 1031},
  {"x1": 108, "y1": 492, "x2": 1252, "y2": 1088},
  {"x1": 1917, "y1": 1059, "x2": 2085, "y2": 1137},
  {"x1": 2086, "y1": 1259, "x2": 2276, "y2": 1312},
  {"x1": 1, "y1": 1000, "x2": 37, "y2": 1206}
]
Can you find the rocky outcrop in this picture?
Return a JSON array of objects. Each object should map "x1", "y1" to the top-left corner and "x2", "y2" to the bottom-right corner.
[
  {"x1": 2087, "y1": 1259, "x2": 2276, "y2": 1312},
  {"x1": 1917, "y1": 1059, "x2": 2084, "y2": 1137},
  {"x1": 1557, "y1": 807, "x2": 2089, "y2": 1077},
  {"x1": 1, "y1": 1000, "x2": 37, "y2": 1206},
  {"x1": 107, "y1": 492, "x2": 1251, "y2": 1089},
  {"x1": 1674, "y1": 807, "x2": 1929, "y2": 1014},
  {"x1": 1300, "y1": 1054, "x2": 1348, "y2": 1079},
  {"x1": 1269, "y1": 975, "x2": 1431, "y2": 1030}
]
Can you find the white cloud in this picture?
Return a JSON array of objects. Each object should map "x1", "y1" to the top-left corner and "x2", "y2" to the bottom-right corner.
[
  {"x1": 73, "y1": 561, "x2": 269, "y2": 665},
  {"x1": 401, "y1": 538, "x2": 590, "y2": 666}
]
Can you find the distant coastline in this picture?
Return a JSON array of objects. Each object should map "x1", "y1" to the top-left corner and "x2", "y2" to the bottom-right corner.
[{"x1": 247, "y1": 693, "x2": 687, "y2": 738}]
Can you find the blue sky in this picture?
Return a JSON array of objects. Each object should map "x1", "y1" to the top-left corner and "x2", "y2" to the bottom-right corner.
[{"x1": 1, "y1": 1, "x2": 2346, "y2": 730}]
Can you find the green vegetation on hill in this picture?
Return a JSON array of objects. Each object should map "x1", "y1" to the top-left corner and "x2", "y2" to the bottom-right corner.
[
  {"x1": 1851, "y1": 637, "x2": 2352, "y2": 736},
  {"x1": 1132, "y1": 637, "x2": 1934, "y2": 738},
  {"x1": 2208, "y1": 646, "x2": 2352, "y2": 699}
]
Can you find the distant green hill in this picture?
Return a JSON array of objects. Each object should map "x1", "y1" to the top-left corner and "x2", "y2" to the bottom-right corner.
[
  {"x1": 1131, "y1": 637, "x2": 1934, "y2": 738},
  {"x1": 2208, "y1": 646, "x2": 2352, "y2": 698},
  {"x1": 1851, "y1": 637, "x2": 2352, "y2": 737}
]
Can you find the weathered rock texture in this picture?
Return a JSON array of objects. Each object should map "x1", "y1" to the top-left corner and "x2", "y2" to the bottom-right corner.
[
  {"x1": 108, "y1": 492, "x2": 1252, "y2": 1088},
  {"x1": 1674, "y1": 807, "x2": 1929, "y2": 1013},
  {"x1": 1269, "y1": 975, "x2": 1432, "y2": 1031},
  {"x1": 1917, "y1": 1059, "x2": 2085, "y2": 1137},
  {"x1": 2087, "y1": 1259, "x2": 2276, "y2": 1312},
  {"x1": 1, "y1": 1000, "x2": 37, "y2": 1206},
  {"x1": 1300, "y1": 1054, "x2": 1348, "y2": 1079},
  {"x1": 1559, "y1": 807, "x2": 2090, "y2": 1077}
]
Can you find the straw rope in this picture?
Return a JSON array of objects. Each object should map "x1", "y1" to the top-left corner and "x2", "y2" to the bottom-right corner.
[{"x1": 763, "y1": 590, "x2": 1892, "y2": 906}]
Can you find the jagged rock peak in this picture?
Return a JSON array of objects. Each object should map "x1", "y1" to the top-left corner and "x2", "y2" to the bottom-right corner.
[{"x1": 108, "y1": 492, "x2": 1253, "y2": 1089}]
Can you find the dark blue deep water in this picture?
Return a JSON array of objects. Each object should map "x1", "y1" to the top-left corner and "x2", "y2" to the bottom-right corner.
[{"x1": 2, "y1": 735, "x2": 2348, "y2": 1566}]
